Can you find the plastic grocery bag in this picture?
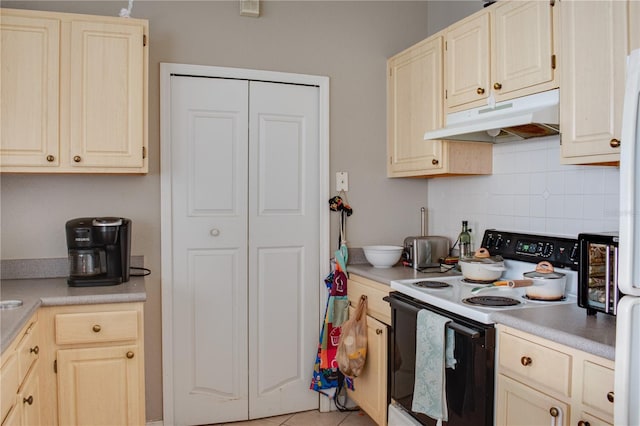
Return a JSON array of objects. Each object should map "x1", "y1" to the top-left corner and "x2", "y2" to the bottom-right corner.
[{"x1": 337, "y1": 295, "x2": 368, "y2": 378}]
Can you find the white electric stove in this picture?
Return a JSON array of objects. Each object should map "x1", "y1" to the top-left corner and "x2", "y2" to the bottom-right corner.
[
  {"x1": 391, "y1": 229, "x2": 580, "y2": 325},
  {"x1": 387, "y1": 229, "x2": 581, "y2": 426}
]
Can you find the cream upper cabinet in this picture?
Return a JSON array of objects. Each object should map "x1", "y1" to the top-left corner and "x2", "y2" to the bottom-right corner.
[
  {"x1": 559, "y1": 0, "x2": 627, "y2": 165},
  {"x1": 0, "y1": 8, "x2": 148, "y2": 173},
  {"x1": 496, "y1": 325, "x2": 615, "y2": 426},
  {"x1": 446, "y1": 0, "x2": 557, "y2": 112},
  {"x1": 387, "y1": 32, "x2": 492, "y2": 178}
]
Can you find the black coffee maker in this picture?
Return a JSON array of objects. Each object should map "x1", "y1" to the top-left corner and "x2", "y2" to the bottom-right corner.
[{"x1": 66, "y1": 217, "x2": 131, "y2": 287}]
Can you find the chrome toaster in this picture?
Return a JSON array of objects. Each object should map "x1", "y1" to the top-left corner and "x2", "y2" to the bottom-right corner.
[{"x1": 403, "y1": 236, "x2": 450, "y2": 269}]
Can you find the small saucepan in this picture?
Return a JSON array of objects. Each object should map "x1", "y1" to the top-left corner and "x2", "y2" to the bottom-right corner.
[
  {"x1": 458, "y1": 248, "x2": 506, "y2": 282},
  {"x1": 523, "y1": 261, "x2": 567, "y2": 300}
]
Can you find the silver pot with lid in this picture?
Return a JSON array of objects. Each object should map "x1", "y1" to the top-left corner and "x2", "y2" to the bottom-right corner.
[{"x1": 458, "y1": 248, "x2": 506, "y2": 282}]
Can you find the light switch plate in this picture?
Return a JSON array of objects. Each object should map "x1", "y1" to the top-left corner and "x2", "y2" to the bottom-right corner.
[
  {"x1": 336, "y1": 172, "x2": 349, "y2": 192},
  {"x1": 240, "y1": 0, "x2": 260, "y2": 17}
]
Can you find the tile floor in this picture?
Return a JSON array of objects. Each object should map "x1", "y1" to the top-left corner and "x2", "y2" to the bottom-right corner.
[{"x1": 215, "y1": 409, "x2": 377, "y2": 426}]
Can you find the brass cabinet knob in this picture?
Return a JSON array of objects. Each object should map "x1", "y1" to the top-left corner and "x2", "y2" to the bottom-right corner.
[
  {"x1": 30, "y1": 345, "x2": 39, "y2": 355},
  {"x1": 549, "y1": 407, "x2": 559, "y2": 418},
  {"x1": 46, "y1": 155, "x2": 55, "y2": 162},
  {"x1": 432, "y1": 159, "x2": 439, "y2": 165},
  {"x1": 23, "y1": 395, "x2": 34, "y2": 405},
  {"x1": 578, "y1": 421, "x2": 591, "y2": 426},
  {"x1": 520, "y1": 356, "x2": 532, "y2": 366},
  {"x1": 126, "y1": 351, "x2": 135, "y2": 359},
  {"x1": 493, "y1": 82, "x2": 503, "y2": 90},
  {"x1": 92, "y1": 324, "x2": 102, "y2": 333},
  {"x1": 607, "y1": 391, "x2": 614, "y2": 403},
  {"x1": 610, "y1": 138, "x2": 621, "y2": 148},
  {"x1": 376, "y1": 329, "x2": 383, "y2": 335},
  {"x1": 476, "y1": 87, "x2": 485, "y2": 95},
  {"x1": 73, "y1": 155, "x2": 82, "y2": 162}
]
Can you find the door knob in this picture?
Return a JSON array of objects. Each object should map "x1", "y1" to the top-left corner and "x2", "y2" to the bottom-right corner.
[
  {"x1": 610, "y1": 138, "x2": 621, "y2": 148},
  {"x1": 476, "y1": 87, "x2": 485, "y2": 95},
  {"x1": 520, "y1": 356, "x2": 532, "y2": 366},
  {"x1": 210, "y1": 228, "x2": 220, "y2": 237},
  {"x1": 127, "y1": 351, "x2": 135, "y2": 359},
  {"x1": 493, "y1": 82, "x2": 502, "y2": 90}
]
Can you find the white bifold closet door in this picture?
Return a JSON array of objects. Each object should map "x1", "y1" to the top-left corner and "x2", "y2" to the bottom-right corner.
[{"x1": 169, "y1": 75, "x2": 320, "y2": 425}]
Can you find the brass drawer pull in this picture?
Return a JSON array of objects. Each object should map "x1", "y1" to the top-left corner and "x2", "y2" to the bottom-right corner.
[
  {"x1": 610, "y1": 138, "x2": 621, "y2": 148},
  {"x1": 92, "y1": 324, "x2": 102, "y2": 333},
  {"x1": 23, "y1": 395, "x2": 33, "y2": 405},
  {"x1": 578, "y1": 421, "x2": 591, "y2": 426},
  {"x1": 432, "y1": 159, "x2": 439, "y2": 165},
  {"x1": 73, "y1": 155, "x2": 82, "y2": 163},
  {"x1": 520, "y1": 356, "x2": 532, "y2": 366},
  {"x1": 476, "y1": 87, "x2": 485, "y2": 95},
  {"x1": 30, "y1": 345, "x2": 39, "y2": 355},
  {"x1": 46, "y1": 155, "x2": 55, "y2": 162},
  {"x1": 126, "y1": 351, "x2": 135, "y2": 359},
  {"x1": 493, "y1": 82, "x2": 502, "y2": 90},
  {"x1": 607, "y1": 391, "x2": 614, "y2": 403},
  {"x1": 376, "y1": 329, "x2": 383, "y2": 335}
]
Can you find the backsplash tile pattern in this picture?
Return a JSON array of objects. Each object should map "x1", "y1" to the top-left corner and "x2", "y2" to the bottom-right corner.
[{"x1": 428, "y1": 137, "x2": 620, "y2": 248}]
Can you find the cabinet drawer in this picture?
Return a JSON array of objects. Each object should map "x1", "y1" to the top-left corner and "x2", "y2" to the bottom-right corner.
[
  {"x1": 347, "y1": 275, "x2": 391, "y2": 325},
  {"x1": 1, "y1": 353, "x2": 18, "y2": 423},
  {"x1": 582, "y1": 361, "x2": 614, "y2": 418},
  {"x1": 499, "y1": 331, "x2": 572, "y2": 397},
  {"x1": 55, "y1": 310, "x2": 139, "y2": 345},
  {"x1": 15, "y1": 321, "x2": 38, "y2": 383}
]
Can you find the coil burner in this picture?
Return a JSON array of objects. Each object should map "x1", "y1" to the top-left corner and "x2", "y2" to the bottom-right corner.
[
  {"x1": 461, "y1": 278, "x2": 496, "y2": 285},
  {"x1": 462, "y1": 296, "x2": 521, "y2": 307},
  {"x1": 412, "y1": 281, "x2": 451, "y2": 289}
]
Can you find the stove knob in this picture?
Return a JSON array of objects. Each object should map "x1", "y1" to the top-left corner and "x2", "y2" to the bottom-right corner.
[
  {"x1": 495, "y1": 236, "x2": 504, "y2": 249},
  {"x1": 570, "y1": 244, "x2": 579, "y2": 261},
  {"x1": 542, "y1": 243, "x2": 554, "y2": 257}
]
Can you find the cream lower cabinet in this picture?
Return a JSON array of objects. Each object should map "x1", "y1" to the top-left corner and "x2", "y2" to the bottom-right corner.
[
  {"x1": 496, "y1": 325, "x2": 614, "y2": 426},
  {"x1": 0, "y1": 8, "x2": 149, "y2": 173},
  {"x1": 346, "y1": 274, "x2": 391, "y2": 426},
  {"x1": 39, "y1": 302, "x2": 145, "y2": 425},
  {"x1": 559, "y1": 0, "x2": 628, "y2": 165},
  {"x1": 387, "y1": 32, "x2": 492, "y2": 178},
  {"x1": 0, "y1": 312, "x2": 40, "y2": 426}
]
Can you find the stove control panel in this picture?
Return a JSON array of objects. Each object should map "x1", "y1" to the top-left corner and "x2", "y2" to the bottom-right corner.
[{"x1": 481, "y1": 229, "x2": 579, "y2": 270}]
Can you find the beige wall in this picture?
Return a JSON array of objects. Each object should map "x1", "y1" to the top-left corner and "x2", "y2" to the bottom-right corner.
[{"x1": 0, "y1": 1, "x2": 485, "y2": 421}]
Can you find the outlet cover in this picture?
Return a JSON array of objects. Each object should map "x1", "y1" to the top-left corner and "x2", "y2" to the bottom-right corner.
[{"x1": 336, "y1": 172, "x2": 349, "y2": 192}]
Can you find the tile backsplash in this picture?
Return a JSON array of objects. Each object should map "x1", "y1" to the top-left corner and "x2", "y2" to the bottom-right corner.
[{"x1": 428, "y1": 136, "x2": 620, "y2": 249}]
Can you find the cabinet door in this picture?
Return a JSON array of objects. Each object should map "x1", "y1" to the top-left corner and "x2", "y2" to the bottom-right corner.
[
  {"x1": 0, "y1": 12, "x2": 60, "y2": 167},
  {"x1": 387, "y1": 35, "x2": 444, "y2": 177},
  {"x1": 496, "y1": 375, "x2": 569, "y2": 426},
  {"x1": 560, "y1": 0, "x2": 626, "y2": 164},
  {"x1": 346, "y1": 313, "x2": 388, "y2": 426},
  {"x1": 68, "y1": 20, "x2": 146, "y2": 169},
  {"x1": 492, "y1": 0, "x2": 555, "y2": 100},
  {"x1": 57, "y1": 345, "x2": 143, "y2": 426},
  {"x1": 445, "y1": 11, "x2": 490, "y2": 110}
]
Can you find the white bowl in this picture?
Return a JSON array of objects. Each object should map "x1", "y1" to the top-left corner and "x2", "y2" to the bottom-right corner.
[{"x1": 363, "y1": 245, "x2": 403, "y2": 268}]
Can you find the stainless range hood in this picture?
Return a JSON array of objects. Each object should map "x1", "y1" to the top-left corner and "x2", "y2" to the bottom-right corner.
[{"x1": 424, "y1": 89, "x2": 559, "y2": 143}]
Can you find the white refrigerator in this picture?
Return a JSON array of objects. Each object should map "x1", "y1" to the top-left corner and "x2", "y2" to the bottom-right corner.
[{"x1": 615, "y1": 47, "x2": 640, "y2": 425}]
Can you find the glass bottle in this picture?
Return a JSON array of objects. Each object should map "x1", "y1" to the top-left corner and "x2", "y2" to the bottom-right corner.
[{"x1": 459, "y1": 220, "x2": 472, "y2": 259}]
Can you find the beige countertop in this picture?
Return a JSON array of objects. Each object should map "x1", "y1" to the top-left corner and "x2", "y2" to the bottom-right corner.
[
  {"x1": 347, "y1": 262, "x2": 616, "y2": 360},
  {"x1": 1, "y1": 277, "x2": 146, "y2": 353}
]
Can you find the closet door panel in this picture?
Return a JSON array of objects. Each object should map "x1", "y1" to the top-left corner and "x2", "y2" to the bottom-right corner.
[
  {"x1": 248, "y1": 81, "x2": 320, "y2": 418},
  {"x1": 170, "y1": 75, "x2": 249, "y2": 425}
]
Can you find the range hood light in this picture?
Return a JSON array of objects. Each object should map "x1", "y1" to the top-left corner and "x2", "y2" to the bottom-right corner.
[{"x1": 424, "y1": 89, "x2": 560, "y2": 143}]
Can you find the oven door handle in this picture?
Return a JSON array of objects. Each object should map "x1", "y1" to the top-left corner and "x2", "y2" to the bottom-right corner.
[{"x1": 447, "y1": 322, "x2": 480, "y2": 339}]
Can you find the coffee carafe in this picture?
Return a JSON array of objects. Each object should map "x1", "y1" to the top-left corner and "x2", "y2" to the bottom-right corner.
[{"x1": 66, "y1": 217, "x2": 131, "y2": 287}]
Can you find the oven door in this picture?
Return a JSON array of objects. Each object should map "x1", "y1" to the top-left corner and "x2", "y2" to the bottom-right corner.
[{"x1": 387, "y1": 291, "x2": 495, "y2": 426}]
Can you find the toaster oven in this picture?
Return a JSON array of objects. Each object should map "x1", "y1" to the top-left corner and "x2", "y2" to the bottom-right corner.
[{"x1": 578, "y1": 232, "x2": 621, "y2": 316}]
